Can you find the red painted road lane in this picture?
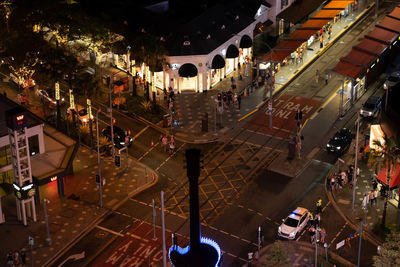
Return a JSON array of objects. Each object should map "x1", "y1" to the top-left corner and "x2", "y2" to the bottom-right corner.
[
  {"x1": 246, "y1": 95, "x2": 321, "y2": 138},
  {"x1": 92, "y1": 221, "x2": 189, "y2": 267}
]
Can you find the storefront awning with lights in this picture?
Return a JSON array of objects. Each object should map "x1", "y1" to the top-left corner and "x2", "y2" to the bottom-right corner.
[
  {"x1": 377, "y1": 164, "x2": 400, "y2": 189},
  {"x1": 311, "y1": 9, "x2": 342, "y2": 19},
  {"x1": 330, "y1": 60, "x2": 364, "y2": 80},
  {"x1": 377, "y1": 16, "x2": 400, "y2": 34},
  {"x1": 366, "y1": 27, "x2": 399, "y2": 45},
  {"x1": 263, "y1": 50, "x2": 293, "y2": 63},
  {"x1": 239, "y1": 35, "x2": 253, "y2": 48},
  {"x1": 226, "y1": 44, "x2": 239, "y2": 58},
  {"x1": 355, "y1": 38, "x2": 388, "y2": 56},
  {"x1": 323, "y1": 0, "x2": 354, "y2": 10},
  {"x1": 277, "y1": 0, "x2": 326, "y2": 25},
  {"x1": 288, "y1": 29, "x2": 318, "y2": 40},
  {"x1": 211, "y1": 54, "x2": 225, "y2": 69},
  {"x1": 300, "y1": 19, "x2": 332, "y2": 29},
  {"x1": 178, "y1": 63, "x2": 198, "y2": 77},
  {"x1": 341, "y1": 48, "x2": 378, "y2": 68}
]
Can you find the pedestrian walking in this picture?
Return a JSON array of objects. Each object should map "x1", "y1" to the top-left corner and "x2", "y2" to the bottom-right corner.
[
  {"x1": 369, "y1": 190, "x2": 375, "y2": 206},
  {"x1": 320, "y1": 35, "x2": 324, "y2": 48},
  {"x1": 248, "y1": 251, "x2": 253, "y2": 266},
  {"x1": 169, "y1": 141, "x2": 175, "y2": 155},
  {"x1": 309, "y1": 212, "x2": 314, "y2": 226},
  {"x1": 162, "y1": 136, "x2": 168, "y2": 152},
  {"x1": 315, "y1": 70, "x2": 319, "y2": 83},
  {"x1": 362, "y1": 193, "x2": 369, "y2": 210},
  {"x1": 374, "y1": 188, "x2": 379, "y2": 204},
  {"x1": 6, "y1": 252, "x2": 13, "y2": 266},
  {"x1": 320, "y1": 228, "x2": 327, "y2": 243},
  {"x1": 20, "y1": 249, "x2": 26, "y2": 266},
  {"x1": 237, "y1": 94, "x2": 241, "y2": 110},
  {"x1": 316, "y1": 197, "x2": 322, "y2": 214},
  {"x1": 330, "y1": 176, "x2": 336, "y2": 191},
  {"x1": 315, "y1": 213, "x2": 321, "y2": 227},
  {"x1": 309, "y1": 225, "x2": 316, "y2": 244},
  {"x1": 325, "y1": 73, "x2": 329, "y2": 85}
]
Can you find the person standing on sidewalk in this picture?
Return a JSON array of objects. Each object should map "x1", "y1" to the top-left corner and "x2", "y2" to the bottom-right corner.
[
  {"x1": 162, "y1": 136, "x2": 168, "y2": 152},
  {"x1": 374, "y1": 188, "x2": 379, "y2": 204},
  {"x1": 320, "y1": 228, "x2": 327, "y2": 243},
  {"x1": 237, "y1": 94, "x2": 241, "y2": 110},
  {"x1": 325, "y1": 73, "x2": 329, "y2": 85},
  {"x1": 369, "y1": 190, "x2": 375, "y2": 206}
]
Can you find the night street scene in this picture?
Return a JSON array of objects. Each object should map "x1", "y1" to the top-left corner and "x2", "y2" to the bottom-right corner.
[{"x1": 1, "y1": 0, "x2": 400, "y2": 266}]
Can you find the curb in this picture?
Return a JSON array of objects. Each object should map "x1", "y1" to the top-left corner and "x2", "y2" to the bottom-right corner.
[
  {"x1": 324, "y1": 163, "x2": 382, "y2": 248},
  {"x1": 256, "y1": 241, "x2": 355, "y2": 266}
]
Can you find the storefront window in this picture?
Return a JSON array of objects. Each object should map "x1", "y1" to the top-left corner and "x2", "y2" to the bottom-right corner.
[
  {"x1": 154, "y1": 72, "x2": 164, "y2": 89},
  {"x1": 28, "y1": 135, "x2": 40, "y2": 156}
]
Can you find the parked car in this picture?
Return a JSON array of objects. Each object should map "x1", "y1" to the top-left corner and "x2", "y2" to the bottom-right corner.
[
  {"x1": 360, "y1": 95, "x2": 382, "y2": 118},
  {"x1": 102, "y1": 125, "x2": 132, "y2": 149},
  {"x1": 278, "y1": 207, "x2": 310, "y2": 239},
  {"x1": 326, "y1": 128, "x2": 352, "y2": 156},
  {"x1": 36, "y1": 88, "x2": 65, "y2": 107},
  {"x1": 67, "y1": 104, "x2": 92, "y2": 125},
  {"x1": 384, "y1": 71, "x2": 400, "y2": 90}
]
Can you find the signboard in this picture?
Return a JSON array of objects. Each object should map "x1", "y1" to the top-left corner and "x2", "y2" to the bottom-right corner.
[
  {"x1": 87, "y1": 99, "x2": 93, "y2": 120},
  {"x1": 336, "y1": 240, "x2": 345, "y2": 250},
  {"x1": 69, "y1": 89, "x2": 75, "y2": 110},
  {"x1": 268, "y1": 101, "x2": 272, "y2": 111},
  {"x1": 55, "y1": 82, "x2": 60, "y2": 101}
]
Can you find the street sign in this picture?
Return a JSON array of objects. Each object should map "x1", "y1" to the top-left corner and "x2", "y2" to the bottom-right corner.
[
  {"x1": 55, "y1": 82, "x2": 60, "y2": 101},
  {"x1": 87, "y1": 99, "x2": 93, "y2": 119},
  {"x1": 69, "y1": 89, "x2": 75, "y2": 110},
  {"x1": 336, "y1": 240, "x2": 345, "y2": 250},
  {"x1": 268, "y1": 101, "x2": 272, "y2": 111}
]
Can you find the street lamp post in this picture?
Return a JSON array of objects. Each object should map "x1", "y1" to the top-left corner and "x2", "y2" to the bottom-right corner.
[
  {"x1": 109, "y1": 73, "x2": 115, "y2": 160},
  {"x1": 96, "y1": 108, "x2": 103, "y2": 208},
  {"x1": 43, "y1": 198, "x2": 51, "y2": 246},
  {"x1": 352, "y1": 114, "x2": 360, "y2": 210}
]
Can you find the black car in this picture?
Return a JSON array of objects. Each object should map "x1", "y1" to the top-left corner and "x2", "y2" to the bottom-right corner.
[
  {"x1": 326, "y1": 128, "x2": 352, "y2": 156},
  {"x1": 102, "y1": 126, "x2": 132, "y2": 149}
]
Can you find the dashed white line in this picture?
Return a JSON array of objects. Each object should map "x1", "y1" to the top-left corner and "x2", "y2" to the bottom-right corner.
[
  {"x1": 96, "y1": 225, "x2": 124, "y2": 237},
  {"x1": 329, "y1": 222, "x2": 348, "y2": 248}
]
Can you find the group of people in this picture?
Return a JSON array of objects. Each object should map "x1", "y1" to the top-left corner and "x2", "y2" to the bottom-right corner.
[
  {"x1": 329, "y1": 169, "x2": 352, "y2": 191},
  {"x1": 308, "y1": 198, "x2": 327, "y2": 244},
  {"x1": 219, "y1": 91, "x2": 241, "y2": 109},
  {"x1": 6, "y1": 250, "x2": 26, "y2": 266},
  {"x1": 159, "y1": 135, "x2": 175, "y2": 154}
]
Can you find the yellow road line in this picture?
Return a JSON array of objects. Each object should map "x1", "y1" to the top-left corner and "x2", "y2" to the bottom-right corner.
[{"x1": 238, "y1": 108, "x2": 258, "y2": 122}]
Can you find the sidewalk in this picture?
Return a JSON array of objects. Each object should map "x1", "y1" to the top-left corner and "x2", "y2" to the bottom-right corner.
[
  {"x1": 0, "y1": 146, "x2": 158, "y2": 266},
  {"x1": 254, "y1": 241, "x2": 354, "y2": 267}
]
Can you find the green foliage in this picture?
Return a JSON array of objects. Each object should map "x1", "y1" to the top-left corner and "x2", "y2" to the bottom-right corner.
[
  {"x1": 125, "y1": 94, "x2": 165, "y2": 123},
  {"x1": 373, "y1": 220, "x2": 392, "y2": 240},
  {"x1": 373, "y1": 231, "x2": 400, "y2": 267},
  {"x1": 262, "y1": 241, "x2": 290, "y2": 267}
]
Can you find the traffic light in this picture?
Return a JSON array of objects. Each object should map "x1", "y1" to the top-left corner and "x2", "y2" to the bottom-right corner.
[
  {"x1": 217, "y1": 93, "x2": 222, "y2": 101},
  {"x1": 115, "y1": 155, "x2": 120, "y2": 167},
  {"x1": 295, "y1": 110, "x2": 303, "y2": 120},
  {"x1": 96, "y1": 174, "x2": 100, "y2": 184}
]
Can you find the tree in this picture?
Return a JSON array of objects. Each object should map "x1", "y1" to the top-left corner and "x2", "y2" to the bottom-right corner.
[
  {"x1": 261, "y1": 240, "x2": 290, "y2": 267},
  {"x1": 0, "y1": 0, "x2": 13, "y2": 33},
  {"x1": 368, "y1": 135, "x2": 400, "y2": 227},
  {"x1": 373, "y1": 231, "x2": 400, "y2": 266}
]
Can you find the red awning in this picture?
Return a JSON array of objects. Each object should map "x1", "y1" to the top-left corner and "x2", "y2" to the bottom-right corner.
[
  {"x1": 301, "y1": 19, "x2": 331, "y2": 29},
  {"x1": 377, "y1": 16, "x2": 400, "y2": 34},
  {"x1": 324, "y1": 0, "x2": 354, "y2": 9},
  {"x1": 388, "y1": 7, "x2": 400, "y2": 20},
  {"x1": 366, "y1": 26, "x2": 398, "y2": 45},
  {"x1": 275, "y1": 39, "x2": 305, "y2": 50},
  {"x1": 341, "y1": 48, "x2": 377, "y2": 67},
  {"x1": 377, "y1": 164, "x2": 400, "y2": 188},
  {"x1": 263, "y1": 50, "x2": 292, "y2": 63},
  {"x1": 355, "y1": 38, "x2": 387, "y2": 56},
  {"x1": 312, "y1": 9, "x2": 342, "y2": 19},
  {"x1": 288, "y1": 29, "x2": 317, "y2": 40},
  {"x1": 330, "y1": 60, "x2": 364, "y2": 80}
]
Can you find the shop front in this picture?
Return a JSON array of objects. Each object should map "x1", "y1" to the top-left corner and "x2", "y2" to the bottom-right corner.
[
  {"x1": 239, "y1": 35, "x2": 253, "y2": 66},
  {"x1": 178, "y1": 63, "x2": 199, "y2": 92},
  {"x1": 377, "y1": 164, "x2": 400, "y2": 207},
  {"x1": 225, "y1": 44, "x2": 239, "y2": 75},
  {"x1": 210, "y1": 54, "x2": 225, "y2": 86}
]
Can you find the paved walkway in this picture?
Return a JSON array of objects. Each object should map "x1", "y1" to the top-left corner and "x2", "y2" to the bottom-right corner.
[{"x1": 0, "y1": 146, "x2": 157, "y2": 266}]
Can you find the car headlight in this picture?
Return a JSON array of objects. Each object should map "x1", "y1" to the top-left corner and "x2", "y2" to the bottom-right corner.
[
  {"x1": 289, "y1": 231, "x2": 296, "y2": 237},
  {"x1": 327, "y1": 144, "x2": 331, "y2": 147},
  {"x1": 336, "y1": 146, "x2": 341, "y2": 150},
  {"x1": 120, "y1": 142, "x2": 125, "y2": 145},
  {"x1": 278, "y1": 226, "x2": 281, "y2": 232},
  {"x1": 368, "y1": 111, "x2": 372, "y2": 115},
  {"x1": 61, "y1": 97, "x2": 65, "y2": 101}
]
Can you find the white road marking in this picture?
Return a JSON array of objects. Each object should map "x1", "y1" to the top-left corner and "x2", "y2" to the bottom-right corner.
[
  {"x1": 155, "y1": 143, "x2": 186, "y2": 171},
  {"x1": 138, "y1": 142, "x2": 159, "y2": 161},
  {"x1": 95, "y1": 225, "x2": 124, "y2": 237},
  {"x1": 329, "y1": 222, "x2": 348, "y2": 248},
  {"x1": 131, "y1": 125, "x2": 150, "y2": 141}
]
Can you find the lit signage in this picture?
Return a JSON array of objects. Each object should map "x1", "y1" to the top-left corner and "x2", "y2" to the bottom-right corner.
[
  {"x1": 13, "y1": 182, "x2": 35, "y2": 199},
  {"x1": 87, "y1": 99, "x2": 93, "y2": 119},
  {"x1": 16, "y1": 115, "x2": 24, "y2": 121},
  {"x1": 69, "y1": 89, "x2": 75, "y2": 110},
  {"x1": 50, "y1": 176, "x2": 57, "y2": 182},
  {"x1": 55, "y1": 82, "x2": 60, "y2": 100}
]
